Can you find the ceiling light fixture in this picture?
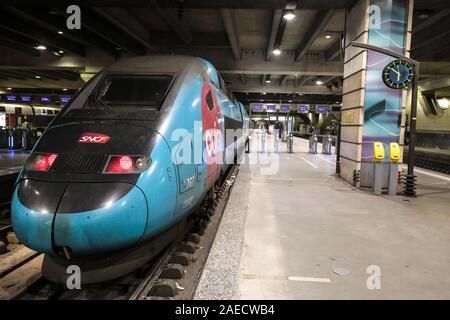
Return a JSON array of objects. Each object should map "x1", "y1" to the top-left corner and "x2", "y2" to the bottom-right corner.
[
  {"x1": 283, "y1": 10, "x2": 295, "y2": 21},
  {"x1": 265, "y1": 79, "x2": 271, "y2": 83},
  {"x1": 272, "y1": 48, "x2": 282, "y2": 55},
  {"x1": 35, "y1": 45, "x2": 47, "y2": 51},
  {"x1": 6, "y1": 87, "x2": 12, "y2": 90},
  {"x1": 262, "y1": 92, "x2": 267, "y2": 95},
  {"x1": 59, "y1": 50, "x2": 64, "y2": 54},
  {"x1": 325, "y1": 35, "x2": 332, "y2": 39},
  {"x1": 62, "y1": 88, "x2": 68, "y2": 91},
  {"x1": 437, "y1": 98, "x2": 449, "y2": 109},
  {"x1": 58, "y1": 31, "x2": 64, "y2": 35},
  {"x1": 316, "y1": 80, "x2": 324, "y2": 85},
  {"x1": 34, "y1": 75, "x2": 41, "y2": 79}
]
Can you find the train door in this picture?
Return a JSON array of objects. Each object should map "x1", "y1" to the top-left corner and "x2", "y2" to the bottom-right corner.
[{"x1": 174, "y1": 140, "x2": 201, "y2": 217}]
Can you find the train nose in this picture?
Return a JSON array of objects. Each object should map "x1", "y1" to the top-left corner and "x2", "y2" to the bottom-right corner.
[{"x1": 12, "y1": 180, "x2": 148, "y2": 256}]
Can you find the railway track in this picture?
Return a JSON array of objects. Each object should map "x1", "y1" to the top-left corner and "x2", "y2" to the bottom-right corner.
[
  {"x1": 403, "y1": 148, "x2": 450, "y2": 175},
  {"x1": 6, "y1": 165, "x2": 239, "y2": 300}
]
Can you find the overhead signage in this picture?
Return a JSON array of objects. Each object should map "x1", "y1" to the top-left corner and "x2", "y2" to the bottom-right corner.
[
  {"x1": 298, "y1": 105, "x2": 310, "y2": 113},
  {"x1": 40, "y1": 96, "x2": 51, "y2": 104},
  {"x1": 6, "y1": 95, "x2": 17, "y2": 102},
  {"x1": 266, "y1": 105, "x2": 276, "y2": 111},
  {"x1": 315, "y1": 105, "x2": 329, "y2": 113},
  {"x1": 280, "y1": 105, "x2": 290, "y2": 112},
  {"x1": 20, "y1": 96, "x2": 32, "y2": 102},
  {"x1": 251, "y1": 103, "x2": 263, "y2": 111},
  {"x1": 61, "y1": 96, "x2": 71, "y2": 104}
]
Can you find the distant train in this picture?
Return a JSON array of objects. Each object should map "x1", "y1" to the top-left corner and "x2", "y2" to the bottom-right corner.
[
  {"x1": 11, "y1": 55, "x2": 249, "y2": 283},
  {"x1": 0, "y1": 103, "x2": 61, "y2": 117}
]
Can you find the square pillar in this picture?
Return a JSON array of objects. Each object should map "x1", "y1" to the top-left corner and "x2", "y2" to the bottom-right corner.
[{"x1": 340, "y1": 0, "x2": 414, "y2": 187}]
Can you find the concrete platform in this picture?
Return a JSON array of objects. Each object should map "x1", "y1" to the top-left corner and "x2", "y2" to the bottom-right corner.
[
  {"x1": 195, "y1": 136, "x2": 450, "y2": 299},
  {"x1": 0, "y1": 150, "x2": 29, "y2": 174}
]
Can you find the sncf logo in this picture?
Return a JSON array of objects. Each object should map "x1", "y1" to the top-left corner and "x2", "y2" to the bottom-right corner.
[{"x1": 78, "y1": 132, "x2": 110, "y2": 144}]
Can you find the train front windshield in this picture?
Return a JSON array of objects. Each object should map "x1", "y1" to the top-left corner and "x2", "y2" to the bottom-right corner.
[{"x1": 60, "y1": 73, "x2": 174, "y2": 121}]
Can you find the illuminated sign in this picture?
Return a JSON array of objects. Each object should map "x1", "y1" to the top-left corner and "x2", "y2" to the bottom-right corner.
[
  {"x1": 251, "y1": 104, "x2": 263, "y2": 111},
  {"x1": 78, "y1": 132, "x2": 111, "y2": 144},
  {"x1": 267, "y1": 105, "x2": 276, "y2": 111},
  {"x1": 280, "y1": 105, "x2": 290, "y2": 112},
  {"x1": 41, "y1": 96, "x2": 51, "y2": 103},
  {"x1": 6, "y1": 95, "x2": 17, "y2": 102},
  {"x1": 0, "y1": 113, "x2": 5, "y2": 127},
  {"x1": 21, "y1": 96, "x2": 32, "y2": 102},
  {"x1": 298, "y1": 105, "x2": 310, "y2": 113},
  {"x1": 61, "y1": 96, "x2": 71, "y2": 104},
  {"x1": 315, "y1": 105, "x2": 329, "y2": 113}
]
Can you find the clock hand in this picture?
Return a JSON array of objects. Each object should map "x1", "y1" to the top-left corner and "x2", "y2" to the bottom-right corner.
[
  {"x1": 397, "y1": 66, "x2": 401, "y2": 81},
  {"x1": 388, "y1": 67, "x2": 400, "y2": 76}
]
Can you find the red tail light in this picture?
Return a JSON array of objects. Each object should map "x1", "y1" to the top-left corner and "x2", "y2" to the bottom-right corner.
[
  {"x1": 27, "y1": 153, "x2": 58, "y2": 171},
  {"x1": 104, "y1": 155, "x2": 150, "y2": 174}
]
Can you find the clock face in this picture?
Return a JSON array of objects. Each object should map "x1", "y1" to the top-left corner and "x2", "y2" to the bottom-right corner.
[{"x1": 383, "y1": 60, "x2": 415, "y2": 89}]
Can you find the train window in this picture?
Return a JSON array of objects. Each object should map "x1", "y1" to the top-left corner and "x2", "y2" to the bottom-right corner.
[
  {"x1": 205, "y1": 91, "x2": 214, "y2": 111},
  {"x1": 99, "y1": 74, "x2": 173, "y2": 109},
  {"x1": 47, "y1": 109, "x2": 54, "y2": 115},
  {"x1": 0, "y1": 107, "x2": 5, "y2": 112}
]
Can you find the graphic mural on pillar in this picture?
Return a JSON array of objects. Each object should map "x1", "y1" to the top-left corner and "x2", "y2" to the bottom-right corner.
[{"x1": 361, "y1": 0, "x2": 409, "y2": 180}]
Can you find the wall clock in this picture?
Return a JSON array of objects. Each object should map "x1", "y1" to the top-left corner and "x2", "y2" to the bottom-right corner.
[{"x1": 382, "y1": 59, "x2": 415, "y2": 89}]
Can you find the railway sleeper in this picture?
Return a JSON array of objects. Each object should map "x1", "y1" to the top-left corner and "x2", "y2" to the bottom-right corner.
[
  {"x1": 160, "y1": 264, "x2": 185, "y2": 279},
  {"x1": 149, "y1": 279, "x2": 178, "y2": 298},
  {"x1": 177, "y1": 241, "x2": 197, "y2": 254},
  {"x1": 169, "y1": 252, "x2": 192, "y2": 266},
  {"x1": 185, "y1": 233, "x2": 201, "y2": 244}
]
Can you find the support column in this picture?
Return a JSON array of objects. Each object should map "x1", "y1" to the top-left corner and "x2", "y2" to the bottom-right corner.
[{"x1": 340, "y1": 0, "x2": 414, "y2": 187}]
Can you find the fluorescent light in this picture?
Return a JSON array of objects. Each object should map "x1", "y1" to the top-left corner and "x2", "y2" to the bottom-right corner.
[
  {"x1": 58, "y1": 31, "x2": 64, "y2": 35},
  {"x1": 6, "y1": 87, "x2": 12, "y2": 90},
  {"x1": 283, "y1": 10, "x2": 295, "y2": 21},
  {"x1": 62, "y1": 88, "x2": 68, "y2": 91},
  {"x1": 34, "y1": 75, "x2": 41, "y2": 79},
  {"x1": 59, "y1": 50, "x2": 64, "y2": 54},
  {"x1": 262, "y1": 92, "x2": 267, "y2": 95},
  {"x1": 325, "y1": 35, "x2": 332, "y2": 39},
  {"x1": 35, "y1": 45, "x2": 47, "y2": 51},
  {"x1": 265, "y1": 80, "x2": 271, "y2": 83},
  {"x1": 288, "y1": 100, "x2": 293, "y2": 103},
  {"x1": 437, "y1": 98, "x2": 449, "y2": 109},
  {"x1": 316, "y1": 80, "x2": 324, "y2": 85},
  {"x1": 272, "y1": 48, "x2": 282, "y2": 55},
  {"x1": 418, "y1": 13, "x2": 430, "y2": 19}
]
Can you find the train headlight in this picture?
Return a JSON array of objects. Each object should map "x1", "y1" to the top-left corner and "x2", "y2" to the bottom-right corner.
[
  {"x1": 26, "y1": 153, "x2": 58, "y2": 171},
  {"x1": 135, "y1": 156, "x2": 150, "y2": 170},
  {"x1": 104, "y1": 155, "x2": 151, "y2": 174}
]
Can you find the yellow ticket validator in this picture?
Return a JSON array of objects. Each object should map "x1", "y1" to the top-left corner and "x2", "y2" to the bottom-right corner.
[
  {"x1": 373, "y1": 142, "x2": 385, "y2": 161},
  {"x1": 389, "y1": 142, "x2": 400, "y2": 162}
]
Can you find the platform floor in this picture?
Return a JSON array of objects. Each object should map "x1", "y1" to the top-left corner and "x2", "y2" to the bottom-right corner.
[
  {"x1": 0, "y1": 150, "x2": 29, "y2": 174},
  {"x1": 195, "y1": 136, "x2": 450, "y2": 299}
]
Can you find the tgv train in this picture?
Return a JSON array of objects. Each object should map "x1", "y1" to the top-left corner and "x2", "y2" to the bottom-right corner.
[{"x1": 11, "y1": 55, "x2": 249, "y2": 283}]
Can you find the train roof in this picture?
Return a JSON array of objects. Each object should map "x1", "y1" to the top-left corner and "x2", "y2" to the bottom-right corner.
[{"x1": 106, "y1": 55, "x2": 210, "y2": 74}]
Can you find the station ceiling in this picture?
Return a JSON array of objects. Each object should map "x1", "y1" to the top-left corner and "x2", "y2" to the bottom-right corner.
[{"x1": 0, "y1": 0, "x2": 449, "y2": 104}]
